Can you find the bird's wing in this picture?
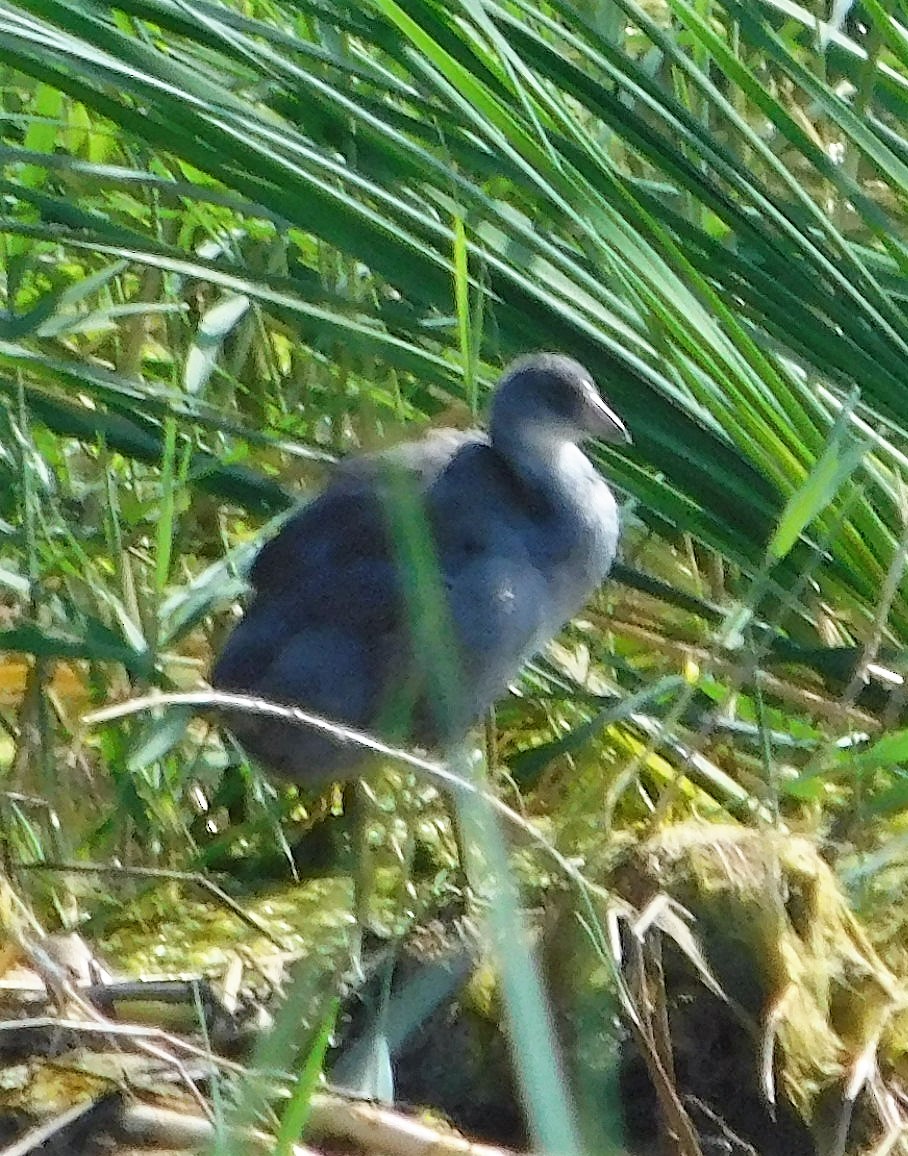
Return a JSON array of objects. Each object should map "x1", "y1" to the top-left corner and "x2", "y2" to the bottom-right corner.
[
  {"x1": 250, "y1": 481, "x2": 390, "y2": 598},
  {"x1": 213, "y1": 437, "x2": 472, "y2": 754},
  {"x1": 420, "y1": 445, "x2": 555, "y2": 720},
  {"x1": 211, "y1": 471, "x2": 409, "y2": 775},
  {"x1": 249, "y1": 429, "x2": 475, "y2": 597}
]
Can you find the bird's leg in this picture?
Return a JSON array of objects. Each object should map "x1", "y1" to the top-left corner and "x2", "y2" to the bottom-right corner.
[
  {"x1": 348, "y1": 778, "x2": 376, "y2": 979},
  {"x1": 483, "y1": 706, "x2": 499, "y2": 771},
  {"x1": 437, "y1": 740, "x2": 478, "y2": 902},
  {"x1": 443, "y1": 740, "x2": 581, "y2": 1155}
]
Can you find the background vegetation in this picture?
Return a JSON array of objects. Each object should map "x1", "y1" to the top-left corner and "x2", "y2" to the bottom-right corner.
[{"x1": 2, "y1": 0, "x2": 908, "y2": 1153}]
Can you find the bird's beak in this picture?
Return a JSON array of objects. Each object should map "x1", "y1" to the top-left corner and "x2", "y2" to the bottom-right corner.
[{"x1": 586, "y1": 393, "x2": 632, "y2": 445}]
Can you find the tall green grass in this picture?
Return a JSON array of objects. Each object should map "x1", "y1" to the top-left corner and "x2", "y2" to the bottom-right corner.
[{"x1": 2, "y1": 1, "x2": 908, "y2": 1151}]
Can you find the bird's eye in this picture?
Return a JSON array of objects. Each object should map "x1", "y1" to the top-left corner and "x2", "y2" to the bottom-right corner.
[{"x1": 544, "y1": 383, "x2": 576, "y2": 416}]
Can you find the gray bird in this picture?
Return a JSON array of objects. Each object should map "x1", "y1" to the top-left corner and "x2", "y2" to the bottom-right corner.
[{"x1": 212, "y1": 353, "x2": 629, "y2": 782}]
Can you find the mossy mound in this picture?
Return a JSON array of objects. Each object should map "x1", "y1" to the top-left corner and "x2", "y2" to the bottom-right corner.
[
  {"x1": 584, "y1": 823, "x2": 907, "y2": 1155},
  {"x1": 332, "y1": 824, "x2": 908, "y2": 1154}
]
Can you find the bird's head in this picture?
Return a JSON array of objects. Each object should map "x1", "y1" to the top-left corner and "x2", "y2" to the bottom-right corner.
[{"x1": 490, "y1": 353, "x2": 630, "y2": 451}]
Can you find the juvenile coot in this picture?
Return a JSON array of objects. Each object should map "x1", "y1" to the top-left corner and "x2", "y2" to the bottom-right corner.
[{"x1": 212, "y1": 353, "x2": 629, "y2": 781}]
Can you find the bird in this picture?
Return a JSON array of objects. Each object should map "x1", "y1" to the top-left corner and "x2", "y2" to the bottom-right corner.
[{"x1": 211, "y1": 353, "x2": 629, "y2": 783}]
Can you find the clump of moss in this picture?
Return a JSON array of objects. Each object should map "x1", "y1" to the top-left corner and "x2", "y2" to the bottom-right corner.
[{"x1": 598, "y1": 823, "x2": 906, "y2": 1154}]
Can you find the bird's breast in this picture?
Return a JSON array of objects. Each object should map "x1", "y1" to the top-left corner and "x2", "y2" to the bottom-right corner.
[{"x1": 530, "y1": 450, "x2": 619, "y2": 592}]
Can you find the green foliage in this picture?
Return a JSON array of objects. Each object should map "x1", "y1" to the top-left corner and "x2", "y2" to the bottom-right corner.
[
  {"x1": 1, "y1": 0, "x2": 907, "y2": 903},
  {"x1": 2, "y1": 0, "x2": 908, "y2": 1146}
]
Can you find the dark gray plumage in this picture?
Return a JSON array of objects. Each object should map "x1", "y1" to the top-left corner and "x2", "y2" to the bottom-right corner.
[{"x1": 212, "y1": 353, "x2": 629, "y2": 781}]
